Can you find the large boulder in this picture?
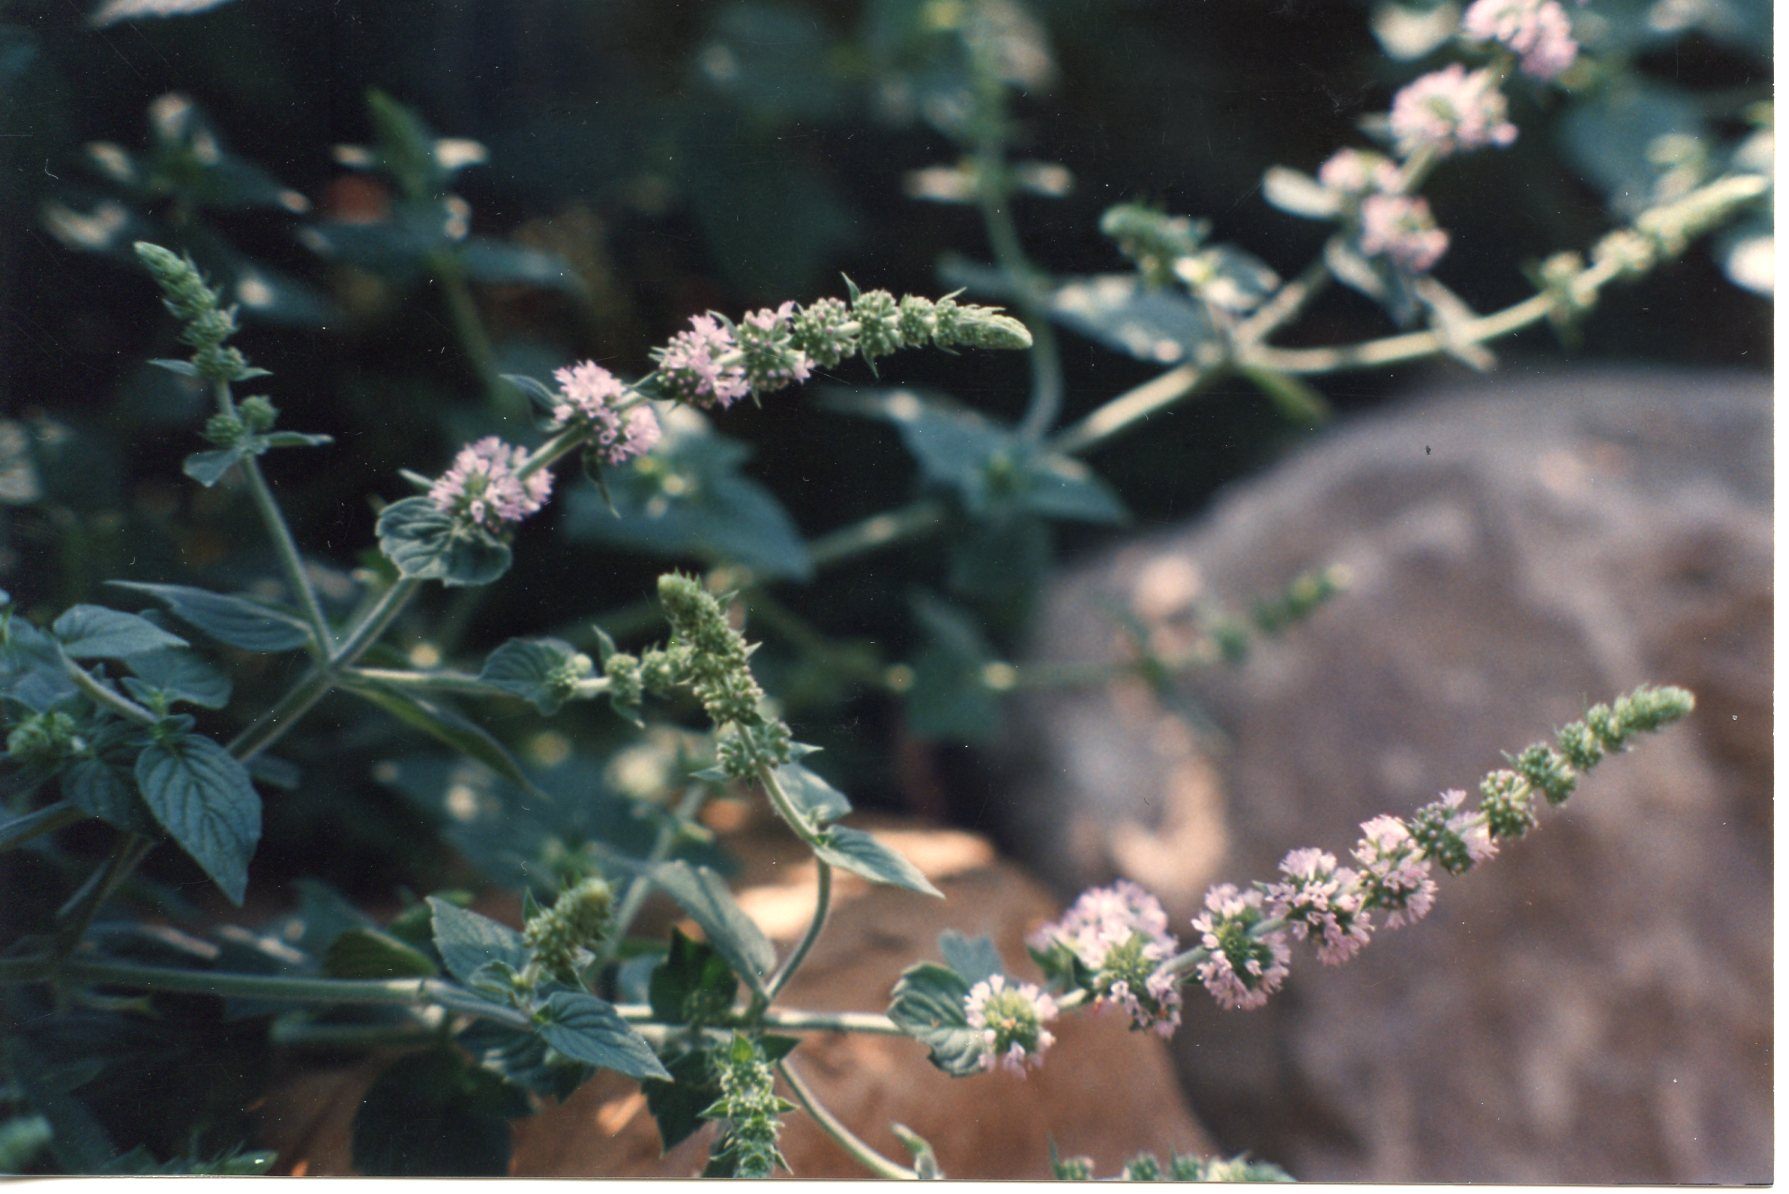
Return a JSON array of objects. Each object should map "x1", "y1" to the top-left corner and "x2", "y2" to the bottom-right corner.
[
  {"x1": 256, "y1": 817, "x2": 1212, "y2": 1177},
  {"x1": 1006, "y1": 366, "x2": 1771, "y2": 1183}
]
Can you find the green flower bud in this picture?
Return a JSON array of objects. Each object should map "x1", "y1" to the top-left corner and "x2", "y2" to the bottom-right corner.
[
  {"x1": 238, "y1": 395, "x2": 279, "y2": 433},
  {"x1": 1122, "y1": 1153, "x2": 1163, "y2": 1181},
  {"x1": 849, "y1": 288, "x2": 905, "y2": 360},
  {"x1": 1052, "y1": 1154, "x2": 1096, "y2": 1181},
  {"x1": 1555, "y1": 719, "x2": 1604, "y2": 771},
  {"x1": 657, "y1": 575, "x2": 765, "y2": 727},
  {"x1": 789, "y1": 296, "x2": 857, "y2": 369},
  {"x1": 523, "y1": 876, "x2": 615, "y2": 985},
  {"x1": 1479, "y1": 769, "x2": 1538, "y2": 840},
  {"x1": 703, "y1": 1034, "x2": 793, "y2": 1179},
  {"x1": 203, "y1": 413, "x2": 247, "y2": 448},
  {"x1": 715, "y1": 720, "x2": 792, "y2": 778},
  {"x1": 5, "y1": 711, "x2": 81, "y2": 765},
  {"x1": 1511, "y1": 742, "x2": 1576, "y2": 806}
]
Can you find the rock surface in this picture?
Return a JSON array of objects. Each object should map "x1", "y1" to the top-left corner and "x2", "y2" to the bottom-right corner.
[
  {"x1": 256, "y1": 817, "x2": 1212, "y2": 1178},
  {"x1": 1005, "y1": 365, "x2": 1772, "y2": 1183}
]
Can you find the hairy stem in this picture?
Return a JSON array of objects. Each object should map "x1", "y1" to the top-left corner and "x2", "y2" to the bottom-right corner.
[{"x1": 766, "y1": 860, "x2": 831, "y2": 1001}]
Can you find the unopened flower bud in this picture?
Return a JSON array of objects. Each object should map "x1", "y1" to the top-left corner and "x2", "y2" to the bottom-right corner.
[
  {"x1": 1479, "y1": 769, "x2": 1539, "y2": 839},
  {"x1": 238, "y1": 395, "x2": 278, "y2": 433}
]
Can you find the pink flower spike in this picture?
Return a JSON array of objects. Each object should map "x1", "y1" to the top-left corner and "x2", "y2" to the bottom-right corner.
[
  {"x1": 1389, "y1": 65, "x2": 1519, "y2": 158},
  {"x1": 1462, "y1": 0, "x2": 1578, "y2": 80},
  {"x1": 428, "y1": 436, "x2": 553, "y2": 533}
]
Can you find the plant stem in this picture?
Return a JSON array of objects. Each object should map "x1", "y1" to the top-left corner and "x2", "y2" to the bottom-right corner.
[
  {"x1": 756, "y1": 762, "x2": 824, "y2": 851},
  {"x1": 0, "y1": 801, "x2": 84, "y2": 852},
  {"x1": 1048, "y1": 363, "x2": 1209, "y2": 456},
  {"x1": 776, "y1": 1058, "x2": 917, "y2": 1181},
  {"x1": 766, "y1": 860, "x2": 831, "y2": 1000},
  {"x1": 432, "y1": 251, "x2": 512, "y2": 415},
  {"x1": 52, "y1": 835, "x2": 154, "y2": 947}
]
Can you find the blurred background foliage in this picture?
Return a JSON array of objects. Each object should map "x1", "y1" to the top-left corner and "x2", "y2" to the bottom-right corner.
[{"x1": 0, "y1": 0, "x2": 1770, "y2": 909}]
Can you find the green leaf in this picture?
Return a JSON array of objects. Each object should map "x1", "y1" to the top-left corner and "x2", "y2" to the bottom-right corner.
[
  {"x1": 648, "y1": 929, "x2": 740, "y2": 1026},
  {"x1": 536, "y1": 991, "x2": 670, "y2": 1081},
  {"x1": 813, "y1": 825, "x2": 942, "y2": 897},
  {"x1": 429, "y1": 896, "x2": 525, "y2": 985},
  {"x1": 53, "y1": 605, "x2": 188, "y2": 660},
  {"x1": 182, "y1": 447, "x2": 244, "y2": 487},
  {"x1": 1045, "y1": 274, "x2": 1216, "y2": 365},
  {"x1": 134, "y1": 734, "x2": 261, "y2": 905},
  {"x1": 324, "y1": 927, "x2": 440, "y2": 979},
  {"x1": 457, "y1": 239, "x2": 584, "y2": 295},
  {"x1": 346, "y1": 680, "x2": 543, "y2": 796},
  {"x1": 62, "y1": 756, "x2": 158, "y2": 834},
  {"x1": 887, "y1": 962, "x2": 986, "y2": 1077},
  {"x1": 642, "y1": 1045, "x2": 719, "y2": 1154},
  {"x1": 351, "y1": 1049, "x2": 527, "y2": 1177},
  {"x1": 477, "y1": 638, "x2": 585, "y2": 715},
  {"x1": 2, "y1": 1040, "x2": 115, "y2": 1173},
  {"x1": 499, "y1": 373, "x2": 561, "y2": 415},
  {"x1": 1260, "y1": 166, "x2": 1340, "y2": 220},
  {"x1": 905, "y1": 594, "x2": 999, "y2": 743},
  {"x1": 773, "y1": 761, "x2": 851, "y2": 827},
  {"x1": 0, "y1": 620, "x2": 79, "y2": 711},
  {"x1": 562, "y1": 417, "x2": 811, "y2": 581},
  {"x1": 457, "y1": 1019, "x2": 587, "y2": 1102},
  {"x1": 1018, "y1": 454, "x2": 1127, "y2": 524},
  {"x1": 122, "y1": 646, "x2": 232, "y2": 709},
  {"x1": 377, "y1": 496, "x2": 511, "y2": 588},
  {"x1": 937, "y1": 930, "x2": 1003, "y2": 986},
  {"x1": 258, "y1": 431, "x2": 335, "y2": 450},
  {"x1": 615, "y1": 860, "x2": 776, "y2": 996}
]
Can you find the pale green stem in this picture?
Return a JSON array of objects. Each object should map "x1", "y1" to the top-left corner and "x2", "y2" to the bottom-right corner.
[
  {"x1": 598, "y1": 784, "x2": 711, "y2": 966},
  {"x1": 61, "y1": 658, "x2": 159, "y2": 726},
  {"x1": 776, "y1": 1058, "x2": 917, "y2": 1181},
  {"x1": 766, "y1": 860, "x2": 831, "y2": 1000}
]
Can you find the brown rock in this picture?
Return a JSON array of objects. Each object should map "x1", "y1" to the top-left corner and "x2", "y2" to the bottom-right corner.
[
  {"x1": 257, "y1": 817, "x2": 1212, "y2": 1178},
  {"x1": 1006, "y1": 366, "x2": 1771, "y2": 1183}
]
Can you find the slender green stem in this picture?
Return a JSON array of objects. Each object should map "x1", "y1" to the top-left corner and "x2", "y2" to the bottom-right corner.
[
  {"x1": 61, "y1": 659, "x2": 159, "y2": 727},
  {"x1": 1048, "y1": 363, "x2": 1209, "y2": 456},
  {"x1": 1257, "y1": 289, "x2": 1561, "y2": 375},
  {"x1": 268, "y1": 1016, "x2": 445, "y2": 1050},
  {"x1": 767, "y1": 860, "x2": 831, "y2": 1000},
  {"x1": 332, "y1": 577, "x2": 422, "y2": 665},
  {"x1": 776, "y1": 1058, "x2": 917, "y2": 1181},
  {"x1": 208, "y1": 379, "x2": 334, "y2": 658},
  {"x1": 757, "y1": 762, "x2": 824, "y2": 851},
  {"x1": 225, "y1": 666, "x2": 334, "y2": 762},
  {"x1": 806, "y1": 499, "x2": 948, "y2": 571},
  {"x1": 344, "y1": 666, "x2": 499, "y2": 698},
  {"x1": 0, "y1": 801, "x2": 84, "y2": 852}
]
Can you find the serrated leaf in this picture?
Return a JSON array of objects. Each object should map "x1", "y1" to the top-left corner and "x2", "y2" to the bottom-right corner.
[
  {"x1": 62, "y1": 756, "x2": 158, "y2": 834},
  {"x1": 123, "y1": 645, "x2": 233, "y2": 708},
  {"x1": 53, "y1": 605, "x2": 188, "y2": 660},
  {"x1": 182, "y1": 447, "x2": 243, "y2": 487},
  {"x1": 134, "y1": 734, "x2": 261, "y2": 905},
  {"x1": 813, "y1": 825, "x2": 941, "y2": 897},
  {"x1": 346, "y1": 680, "x2": 543, "y2": 795},
  {"x1": 772, "y1": 761, "x2": 851, "y2": 827},
  {"x1": 477, "y1": 638, "x2": 584, "y2": 715},
  {"x1": 887, "y1": 962, "x2": 985, "y2": 1076},
  {"x1": 111, "y1": 581, "x2": 314, "y2": 653},
  {"x1": 536, "y1": 990, "x2": 670, "y2": 1081},
  {"x1": 613, "y1": 860, "x2": 775, "y2": 996},
  {"x1": 377, "y1": 496, "x2": 511, "y2": 588},
  {"x1": 648, "y1": 929, "x2": 740, "y2": 1026},
  {"x1": 428, "y1": 897, "x2": 525, "y2": 986},
  {"x1": 324, "y1": 927, "x2": 439, "y2": 979},
  {"x1": 937, "y1": 930, "x2": 1003, "y2": 986}
]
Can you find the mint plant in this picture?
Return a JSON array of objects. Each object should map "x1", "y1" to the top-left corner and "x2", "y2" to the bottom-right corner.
[{"x1": 0, "y1": 0, "x2": 1755, "y2": 1179}]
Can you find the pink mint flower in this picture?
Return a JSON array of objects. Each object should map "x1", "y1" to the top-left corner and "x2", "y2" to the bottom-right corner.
[
  {"x1": 1190, "y1": 884, "x2": 1291, "y2": 1011},
  {"x1": 654, "y1": 314, "x2": 749, "y2": 409},
  {"x1": 1317, "y1": 148, "x2": 1402, "y2": 198},
  {"x1": 1264, "y1": 848, "x2": 1374, "y2": 966},
  {"x1": 1359, "y1": 193, "x2": 1451, "y2": 273},
  {"x1": 1032, "y1": 880, "x2": 1182, "y2": 1036},
  {"x1": 1352, "y1": 815, "x2": 1438, "y2": 930},
  {"x1": 1389, "y1": 65, "x2": 1518, "y2": 158},
  {"x1": 963, "y1": 975, "x2": 1058, "y2": 1076},
  {"x1": 549, "y1": 361, "x2": 662, "y2": 466},
  {"x1": 1462, "y1": 0, "x2": 1578, "y2": 80},
  {"x1": 428, "y1": 436, "x2": 552, "y2": 532},
  {"x1": 1412, "y1": 788, "x2": 1499, "y2": 874}
]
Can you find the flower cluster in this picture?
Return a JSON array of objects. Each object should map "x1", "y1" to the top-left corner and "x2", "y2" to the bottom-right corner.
[
  {"x1": 1317, "y1": 148, "x2": 1401, "y2": 198},
  {"x1": 1359, "y1": 193, "x2": 1451, "y2": 273},
  {"x1": 702, "y1": 1034, "x2": 793, "y2": 1179},
  {"x1": 1351, "y1": 814, "x2": 1439, "y2": 930},
  {"x1": 1030, "y1": 880, "x2": 1183, "y2": 1036},
  {"x1": 1263, "y1": 848, "x2": 1373, "y2": 966},
  {"x1": 650, "y1": 288, "x2": 1030, "y2": 410},
  {"x1": 133, "y1": 241, "x2": 248, "y2": 381},
  {"x1": 1389, "y1": 64, "x2": 1518, "y2": 158},
  {"x1": 1462, "y1": 0, "x2": 1579, "y2": 81},
  {"x1": 1189, "y1": 884, "x2": 1291, "y2": 1011},
  {"x1": 963, "y1": 975, "x2": 1059, "y2": 1075},
  {"x1": 522, "y1": 876, "x2": 614, "y2": 985},
  {"x1": 549, "y1": 361, "x2": 661, "y2": 465},
  {"x1": 1409, "y1": 788, "x2": 1498, "y2": 875},
  {"x1": 427, "y1": 436, "x2": 553, "y2": 532}
]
